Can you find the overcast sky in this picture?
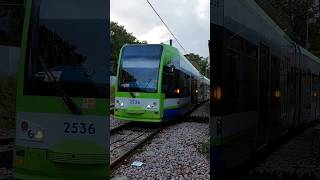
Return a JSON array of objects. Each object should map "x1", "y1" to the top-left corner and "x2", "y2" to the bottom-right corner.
[{"x1": 111, "y1": 0, "x2": 209, "y2": 57}]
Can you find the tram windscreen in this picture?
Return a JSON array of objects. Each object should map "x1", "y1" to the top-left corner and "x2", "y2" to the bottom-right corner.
[
  {"x1": 118, "y1": 45, "x2": 162, "y2": 93},
  {"x1": 24, "y1": 0, "x2": 109, "y2": 98}
]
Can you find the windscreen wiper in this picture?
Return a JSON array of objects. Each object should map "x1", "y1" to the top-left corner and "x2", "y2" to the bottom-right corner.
[
  {"x1": 128, "y1": 88, "x2": 136, "y2": 98},
  {"x1": 121, "y1": 70, "x2": 136, "y2": 98},
  {"x1": 31, "y1": 2, "x2": 82, "y2": 114}
]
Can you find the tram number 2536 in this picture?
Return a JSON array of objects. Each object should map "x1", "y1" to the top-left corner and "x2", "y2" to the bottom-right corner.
[
  {"x1": 64, "y1": 122, "x2": 96, "y2": 134},
  {"x1": 129, "y1": 99, "x2": 140, "y2": 104}
]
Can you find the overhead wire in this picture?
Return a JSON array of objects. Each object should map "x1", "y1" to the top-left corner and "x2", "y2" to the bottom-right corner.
[{"x1": 145, "y1": 0, "x2": 188, "y2": 54}]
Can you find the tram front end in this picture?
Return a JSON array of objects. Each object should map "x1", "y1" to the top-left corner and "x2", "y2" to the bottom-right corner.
[
  {"x1": 114, "y1": 45, "x2": 164, "y2": 122},
  {"x1": 13, "y1": 0, "x2": 109, "y2": 179}
]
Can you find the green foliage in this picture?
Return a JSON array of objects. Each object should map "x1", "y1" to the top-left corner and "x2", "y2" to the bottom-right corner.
[
  {"x1": 309, "y1": 22, "x2": 320, "y2": 57},
  {"x1": 198, "y1": 138, "x2": 210, "y2": 160},
  {"x1": 184, "y1": 53, "x2": 210, "y2": 78},
  {"x1": 40, "y1": 26, "x2": 87, "y2": 66},
  {"x1": 110, "y1": 21, "x2": 147, "y2": 74},
  {"x1": 256, "y1": 0, "x2": 320, "y2": 57},
  {"x1": 0, "y1": 3, "x2": 24, "y2": 46}
]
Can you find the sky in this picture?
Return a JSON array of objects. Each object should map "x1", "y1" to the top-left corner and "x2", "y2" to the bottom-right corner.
[{"x1": 111, "y1": 0, "x2": 210, "y2": 57}]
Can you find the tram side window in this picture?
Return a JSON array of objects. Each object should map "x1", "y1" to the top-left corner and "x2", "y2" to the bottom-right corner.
[
  {"x1": 243, "y1": 42, "x2": 258, "y2": 110},
  {"x1": 185, "y1": 74, "x2": 191, "y2": 97},
  {"x1": 289, "y1": 67, "x2": 295, "y2": 104},
  {"x1": 226, "y1": 34, "x2": 242, "y2": 52},
  {"x1": 271, "y1": 55, "x2": 280, "y2": 107},
  {"x1": 178, "y1": 71, "x2": 190, "y2": 97},
  {"x1": 223, "y1": 41, "x2": 257, "y2": 113},
  {"x1": 223, "y1": 49, "x2": 238, "y2": 113},
  {"x1": 312, "y1": 73, "x2": 316, "y2": 103},
  {"x1": 162, "y1": 66, "x2": 179, "y2": 98},
  {"x1": 245, "y1": 42, "x2": 258, "y2": 59},
  {"x1": 312, "y1": 72, "x2": 319, "y2": 103},
  {"x1": 237, "y1": 51, "x2": 257, "y2": 111}
]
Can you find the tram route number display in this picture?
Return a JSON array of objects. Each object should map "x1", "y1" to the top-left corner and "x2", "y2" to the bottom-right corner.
[{"x1": 64, "y1": 122, "x2": 96, "y2": 134}]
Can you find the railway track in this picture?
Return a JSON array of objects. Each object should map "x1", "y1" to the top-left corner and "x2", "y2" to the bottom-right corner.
[
  {"x1": 110, "y1": 101, "x2": 209, "y2": 169},
  {"x1": 110, "y1": 121, "x2": 132, "y2": 133},
  {"x1": 110, "y1": 123, "x2": 162, "y2": 169}
]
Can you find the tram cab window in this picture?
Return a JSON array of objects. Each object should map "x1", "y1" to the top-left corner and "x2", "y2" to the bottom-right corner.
[
  {"x1": 162, "y1": 66, "x2": 179, "y2": 98},
  {"x1": 118, "y1": 45, "x2": 162, "y2": 93},
  {"x1": 24, "y1": 0, "x2": 109, "y2": 98}
]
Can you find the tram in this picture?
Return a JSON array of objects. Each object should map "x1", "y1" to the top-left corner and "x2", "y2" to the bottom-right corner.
[
  {"x1": 12, "y1": 0, "x2": 109, "y2": 179},
  {"x1": 211, "y1": 0, "x2": 320, "y2": 178},
  {"x1": 114, "y1": 44, "x2": 210, "y2": 122}
]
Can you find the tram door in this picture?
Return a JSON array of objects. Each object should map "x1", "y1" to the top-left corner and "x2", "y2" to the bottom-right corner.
[
  {"x1": 191, "y1": 79, "x2": 197, "y2": 103},
  {"x1": 257, "y1": 44, "x2": 271, "y2": 148}
]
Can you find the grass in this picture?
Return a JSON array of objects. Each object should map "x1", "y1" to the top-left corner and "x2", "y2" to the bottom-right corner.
[{"x1": 198, "y1": 138, "x2": 210, "y2": 160}]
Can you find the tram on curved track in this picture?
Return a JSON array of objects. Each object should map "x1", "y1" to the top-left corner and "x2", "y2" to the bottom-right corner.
[{"x1": 114, "y1": 44, "x2": 210, "y2": 122}]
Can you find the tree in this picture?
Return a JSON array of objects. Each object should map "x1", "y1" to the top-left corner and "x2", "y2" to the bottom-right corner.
[
  {"x1": 0, "y1": 3, "x2": 24, "y2": 46},
  {"x1": 185, "y1": 53, "x2": 202, "y2": 70},
  {"x1": 184, "y1": 53, "x2": 210, "y2": 78},
  {"x1": 110, "y1": 21, "x2": 146, "y2": 74},
  {"x1": 256, "y1": 0, "x2": 320, "y2": 57},
  {"x1": 39, "y1": 25, "x2": 86, "y2": 67}
]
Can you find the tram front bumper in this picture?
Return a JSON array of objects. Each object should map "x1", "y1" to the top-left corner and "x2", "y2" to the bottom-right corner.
[
  {"x1": 13, "y1": 146, "x2": 109, "y2": 180},
  {"x1": 114, "y1": 108, "x2": 162, "y2": 122}
]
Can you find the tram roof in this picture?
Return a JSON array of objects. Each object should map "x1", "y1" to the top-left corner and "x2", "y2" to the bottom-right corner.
[{"x1": 161, "y1": 43, "x2": 209, "y2": 81}]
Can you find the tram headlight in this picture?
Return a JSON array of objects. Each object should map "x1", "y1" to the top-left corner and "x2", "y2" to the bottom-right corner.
[
  {"x1": 115, "y1": 99, "x2": 125, "y2": 107},
  {"x1": 20, "y1": 120, "x2": 45, "y2": 141},
  {"x1": 27, "y1": 129, "x2": 44, "y2": 141},
  {"x1": 34, "y1": 130, "x2": 44, "y2": 140}
]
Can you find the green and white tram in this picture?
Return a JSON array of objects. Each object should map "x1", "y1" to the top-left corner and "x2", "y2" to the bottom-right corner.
[
  {"x1": 13, "y1": 0, "x2": 109, "y2": 179},
  {"x1": 114, "y1": 44, "x2": 210, "y2": 122}
]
